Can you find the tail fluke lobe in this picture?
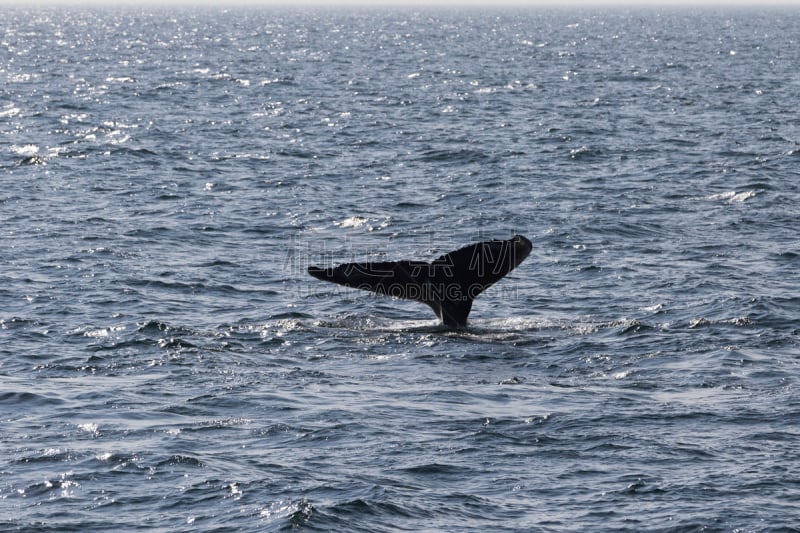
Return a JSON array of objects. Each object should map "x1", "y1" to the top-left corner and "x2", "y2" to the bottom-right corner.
[
  {"x1": 429, "y1": 234, "x2": 531, "y2": 327},
  {"x1": 308, "y1": 261, "x2": 427, "y2": 299},
  {"x1": 433, "y1": 234, "x2": 531, "y2": 298}
]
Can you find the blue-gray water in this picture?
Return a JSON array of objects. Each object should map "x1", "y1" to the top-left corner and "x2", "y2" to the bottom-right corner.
[{"x1": 2, "y1": 7, "x2": 799, "y2": 531}]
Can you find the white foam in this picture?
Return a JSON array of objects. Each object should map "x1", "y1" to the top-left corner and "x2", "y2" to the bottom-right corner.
[
  {"x1": 705, "y1": 190, "x2": 758, "y2": 203},
  {"x1": 0, "y1": 106, "x2": 21, "y2": 118},
  {"x1": 11, "y1": 144, "x2": 39, "y2": 156},
  {"x1": 335, "y1": 216, "x2": 368, "y2": 229}
]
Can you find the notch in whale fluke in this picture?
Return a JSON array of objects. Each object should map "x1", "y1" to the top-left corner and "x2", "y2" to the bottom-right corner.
[{"x1": 307, "y1": 234, "x2": 532, "y2": 328}]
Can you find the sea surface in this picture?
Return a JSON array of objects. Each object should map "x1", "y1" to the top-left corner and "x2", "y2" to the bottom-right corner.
[{"x1": 2, "y1": 6, "x2": 799, "y2": 532}]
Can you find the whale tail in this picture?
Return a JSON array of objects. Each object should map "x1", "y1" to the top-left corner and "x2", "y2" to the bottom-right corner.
[{"x1": 307, "y1": 234, "x2": 532, "y2": 327}]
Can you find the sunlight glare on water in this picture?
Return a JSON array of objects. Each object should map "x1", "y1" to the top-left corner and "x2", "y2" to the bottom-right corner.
[{"x1": 1, "y1": 6, "x2": 799, "y2": 532}]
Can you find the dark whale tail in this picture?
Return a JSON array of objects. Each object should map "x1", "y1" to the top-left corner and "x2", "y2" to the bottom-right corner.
[{"x1": 307, "y1": 234, "x2": 532, "y2": 327}]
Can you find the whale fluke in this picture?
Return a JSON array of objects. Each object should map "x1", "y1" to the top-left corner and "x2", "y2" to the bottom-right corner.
[{"x1": 307, "y1": 234, "x2": 532, "y2": 327}]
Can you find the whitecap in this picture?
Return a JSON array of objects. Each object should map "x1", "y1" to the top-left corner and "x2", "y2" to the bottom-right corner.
[
  {"x1": 83, "y1": 325, "x2": 125, "y2": 338},
  {"x1": 705, "y1": 191, "x2": 735, "y2": 201},
  {"x1": 613, "y1": 369, "x2": 634, "y2": 380},
  {"x1": 108, "y1": 131, "x2": 131, "y2": 144},
  {"x1": 729, "y1": 190, "x2": 757, "y2": 202},
  {"x1": 78, "y1": 423, "x2": 100, "y2": 437},
  {"x1": 11, "y1": 144, "x2": 39, "y2": 156},
  {"x1": 335, "y1": 216, "x2": 369, "y2": 229},
  {"x1": 704, "y1": 190, "x2": 758, "y2": 203},
  {"x1": 569, "y1": 146, "x2": 591, "y2": 158},
  {"x1": 0, "y1": 105, "x2": 21, "y2": 118},
  {"x1": 260, "y1": 498, "x2": 308, "y2": 522}
]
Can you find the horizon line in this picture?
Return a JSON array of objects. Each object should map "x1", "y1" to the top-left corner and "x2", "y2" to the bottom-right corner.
[{"x1": 1, "y1": 0, "x2": 799, "y2": 8}]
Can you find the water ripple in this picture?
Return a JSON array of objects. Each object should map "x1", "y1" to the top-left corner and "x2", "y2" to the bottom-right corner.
[{"x1": 2, "y1": 7, "x2": 799, "y2": 533}]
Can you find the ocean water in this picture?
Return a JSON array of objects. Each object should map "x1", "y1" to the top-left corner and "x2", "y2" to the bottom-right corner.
[{"x1": 2, "y1": 6, "x2": 799, "y2": 531}]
